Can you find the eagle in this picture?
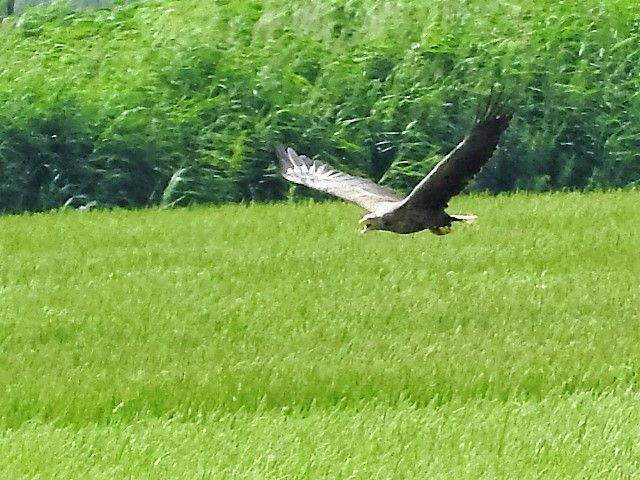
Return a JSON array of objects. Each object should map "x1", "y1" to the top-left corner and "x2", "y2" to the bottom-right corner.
[{"x1": 275, "y1": 93, "x2": 512, "y2": 235}]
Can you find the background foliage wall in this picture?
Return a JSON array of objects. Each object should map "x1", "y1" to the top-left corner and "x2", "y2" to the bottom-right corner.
[{"x1": 0, "y1": 0, "x2": 639, "y2": 212}]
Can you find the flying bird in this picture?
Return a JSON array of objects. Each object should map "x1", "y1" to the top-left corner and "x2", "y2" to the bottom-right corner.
[{"x1": 275, "y1": 93, "x2": 512, "y2": 235}]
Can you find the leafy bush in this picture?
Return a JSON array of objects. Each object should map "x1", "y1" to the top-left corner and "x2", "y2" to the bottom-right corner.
[{"x1": 0, "y1": 0, "x2": 638, "y2": 212}]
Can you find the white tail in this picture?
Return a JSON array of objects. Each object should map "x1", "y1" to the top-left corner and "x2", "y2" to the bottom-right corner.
[{"x1": 451, "y1": 214, "x2": 477, "y2": 224}]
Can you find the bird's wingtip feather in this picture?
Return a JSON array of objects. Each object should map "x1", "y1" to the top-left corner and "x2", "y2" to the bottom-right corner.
[{"x1": 475, "y1": 84, "x2": 514, "y2": 126}]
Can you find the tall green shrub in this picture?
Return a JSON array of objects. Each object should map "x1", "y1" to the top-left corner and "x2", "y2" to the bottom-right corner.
[{"x1": 0, "y1": 0, "x2": 638, "y2": 213}]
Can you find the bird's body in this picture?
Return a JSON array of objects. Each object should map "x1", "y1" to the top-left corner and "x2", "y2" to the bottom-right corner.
[
  {"x1": 361, "y1": 202, "x2": 462, "y2": 235},
  {"x1": 275, "y1": 92, "x2": 512, "y2": 235}
]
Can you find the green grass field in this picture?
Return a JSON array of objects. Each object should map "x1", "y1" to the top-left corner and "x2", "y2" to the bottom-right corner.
[{"x1": 1, "y1": 191, "x2": 639, "y2": 478}]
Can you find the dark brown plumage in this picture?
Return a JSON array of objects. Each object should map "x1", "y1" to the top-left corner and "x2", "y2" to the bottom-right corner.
[{"x1": 276, "y1": 93, "x2": 513, "y2": 235}]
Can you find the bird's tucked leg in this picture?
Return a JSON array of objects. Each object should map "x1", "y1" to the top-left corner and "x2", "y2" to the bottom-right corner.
[{"x1": 430, "y1": 226, "x2": 452, "y2": 235}]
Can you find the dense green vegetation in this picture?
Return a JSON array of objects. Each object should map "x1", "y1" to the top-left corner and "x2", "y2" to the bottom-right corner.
[
  {"x1": 1, "y1": 0, "x2": 11, "y2": 16},
  {"x1": 1, "y1": 192, "x2": 640, "y2": 477},
  {"x1": 0, "y1": 0, "x2": 639, "y2": 213}
]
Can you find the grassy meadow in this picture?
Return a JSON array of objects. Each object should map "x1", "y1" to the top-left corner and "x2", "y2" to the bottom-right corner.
[{"x1": 1, "y1": 191, "x2": 639, "y2": 478}]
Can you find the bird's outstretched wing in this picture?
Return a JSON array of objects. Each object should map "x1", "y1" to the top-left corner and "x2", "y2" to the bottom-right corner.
[
  {"x1": 400, "y1": 90, "x2": 513, "y2": 210},
  {"x1": 275, "y1": 144, "x2": 402, "y2": 212}
]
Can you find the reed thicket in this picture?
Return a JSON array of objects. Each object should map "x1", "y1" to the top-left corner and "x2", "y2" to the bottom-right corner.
[{"x1": 0, "y1": 0, "x2": 638, "y2": 213}]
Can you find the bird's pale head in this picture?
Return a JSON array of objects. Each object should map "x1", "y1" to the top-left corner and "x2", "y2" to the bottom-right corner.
[{"x1": 359, "y1": 213, "x2": 383, "y2": 234}]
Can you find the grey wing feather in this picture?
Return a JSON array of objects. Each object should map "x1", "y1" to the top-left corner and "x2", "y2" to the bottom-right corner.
[
  {"x1": 275, "y1": 144, "x2": 402, "y2": 212},
  {"x1": 401, "y1": 92, "x2": 513, "y2": 210}
]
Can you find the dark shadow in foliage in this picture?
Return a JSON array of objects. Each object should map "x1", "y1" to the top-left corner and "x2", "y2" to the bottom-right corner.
[
  {"x1": 236, "y1": 135, "x2": 289, "y2": 202},
  {"x1": 0, "y1": 104, "x2": 94, "y2": 213},
  {"x1": 0, "y1": 101, "x2": 171, "y2": 213}
]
